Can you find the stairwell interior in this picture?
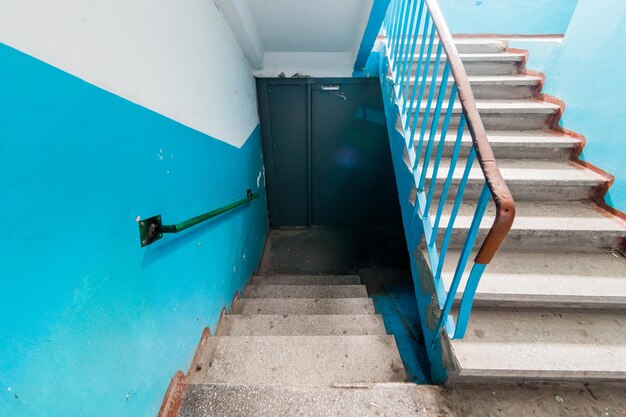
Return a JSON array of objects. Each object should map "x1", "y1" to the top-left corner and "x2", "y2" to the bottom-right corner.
[
  {"x1": 173, "y1": 1, "x2": 626, "y2": 415},
  {"x1": 2, "y1": 1, "x2": 626, "y2": 416},
  {"x1": 174, "y1": 37, "x2": 626, "y2": 417}
]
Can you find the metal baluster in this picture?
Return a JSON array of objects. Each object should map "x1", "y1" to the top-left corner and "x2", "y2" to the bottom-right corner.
[
  {"x1": 434, "y1": 135, "x2": 475, "y2": 283},
  {"x1": 414, "y1": 41, "x2": 443, "y2": 179},
  {"x1": 424, "y1": 75, "x2": 456, "y2": 217},
  {"x1": 418, "y1": 60, "x2": 450, "y2": 194},
  {"x1": 435, "y1": 183, "x2": 490, "y2": 338},
  {"x1": 396, "y1": 0, "x2": 420, "y2": 92},
  {"x1": 404, "y1": 10, "x2": 431, "y2": 130},
  {"x1": 391, "y1": 0, "x2": 410, "y2": 70},
  {"x1": 453, "y1": 262, "x2": 487, "y2": 339},
  {"x1": 408, "y1": 19, "x2": 436, "y2": 149},
  {"x1": 431, "y1": 111, "x2": 465, "y2": 246},
  {"x1": 387, "y1": 0, "x2": 403, "y2": 59},
  {"x1": 401, "y1": 0, "x2": 426, "y2": 115}
]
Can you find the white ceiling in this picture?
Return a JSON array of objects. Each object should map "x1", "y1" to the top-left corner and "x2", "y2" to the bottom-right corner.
[
  {"x1": 217, "y1": 0, "x2": 374, "y2": 76},
  {"x1": 245, "y1": 0, "x2": 373, "y2": 52}
]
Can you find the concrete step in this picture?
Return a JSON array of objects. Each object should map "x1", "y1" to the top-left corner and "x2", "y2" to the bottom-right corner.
[
  {"x1": 186, "y1": 335, "x2": 407, "y2": 386},
  {"x1": 243, "y1": 284, "x2": 368, "y2": 299},
  {"x1": 418, "y1": 158, "x2": 606, "y2": 201},
  {"x1": 406, "y1": 75, "x2": 541, "y2": 99},
  {"x1": 216, "y1": 314, "x2": 387, "y2": 336},
  {"x1": 434, "y1": 200, "x2": 626, "y2": 252},
  {"x1": 448, "y1": 308, "x2": 626, "y2": 381},
  {"x1": 413, "y1": 39, "x2": 507, "y2": 54},
  {"x1": 410, "y1": 99, "x2": 560, "y2": 130},
  {"x1": 231, "y1": 298, "x2": 376, "y2": 315},
  {"x1": 401, "y1": 52, "x2": 526, "y2": 75},
  {"x1": 251, "y1": 274, "x2": 361, "y2": 285},
  {"x1": 412, "y1": 130, "x2": 577, "y2": 160},
  {"x1": 440, "y1": 250, "x2": 626, "y2": 309},
  {"x1": 179, "y1": 383, "x2": 430, "y2": 417}
]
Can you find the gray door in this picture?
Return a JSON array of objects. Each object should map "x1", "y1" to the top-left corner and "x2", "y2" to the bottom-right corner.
[{"x1": 257, "y1": 78, "x2": 400, "y2": 229}]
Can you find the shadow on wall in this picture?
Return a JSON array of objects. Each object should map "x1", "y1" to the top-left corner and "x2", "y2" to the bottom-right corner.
[
  {"x1": 437, "y1": 0, "x2": 579, "y2": 34},
  {"x1": 542, "y1": 0, "x2": 626, "y2": 213},
  {"x1": 0, "y1": 44, "x2": 268, "y2": 417}
]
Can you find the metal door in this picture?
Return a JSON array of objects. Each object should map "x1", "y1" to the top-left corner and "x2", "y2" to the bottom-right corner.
[{"x1": 257, "y1": 78, "x2": 400, "y2": 228}]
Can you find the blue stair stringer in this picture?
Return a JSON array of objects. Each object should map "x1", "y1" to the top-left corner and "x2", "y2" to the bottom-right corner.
[{"x1": 378, "y1": 46, "x2": 449, "y2": 383}]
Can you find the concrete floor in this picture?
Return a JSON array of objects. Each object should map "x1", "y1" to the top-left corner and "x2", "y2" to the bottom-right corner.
[
  {"x1": 422, "y1": 382, "x2": 626, "y2": 417},
  {"x1": 258, "y1": 227, "x2": 410, "y2": 276}
]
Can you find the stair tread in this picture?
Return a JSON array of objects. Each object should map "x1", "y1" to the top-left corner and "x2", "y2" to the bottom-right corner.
[
  {"x1": 179, "y1": 383, "x2": 429, "y2": 417},
  {"x1": 216, "y1": 314, "x2": 387, "y2": 336},
  {"x1": 251, "y1": 274, "x2": 361, "y2": 285},
  {"x1": 427, "y1": 158, "x2": 604, "y2": 185},
  {"x1": 410, "y1": 52, "x2": 526, "y2": 61},
  {"x1": 232, "y1": 298, "x2": 376, "y2": 315},
  {"x1": 416, "y1": 99, "x2": 560, "y2": 113},
  {"x1": 441, "y1": 250, "x2": 626, "y2": 308},
  {"x1": 450, "y1": 309, "x2": 626, "y2": 380},
  {"x1": 439, "y1": 200, "x2": 626, "y2": 233},
  {"x1": 415, "y1": 130, "x2": 577, "y2": 147},
  {"x1": 410, "y1": 74, "x2": 541, "y2": 85},
  {"x1": 414, "y1": 39, "x2": 506, "y2": 53},
  {"x1": 244, "y1": 284, "x2": 368, "y2": 299},
  {"x1": 187, "y1": 335, "x2": 407, "y2": 386}
]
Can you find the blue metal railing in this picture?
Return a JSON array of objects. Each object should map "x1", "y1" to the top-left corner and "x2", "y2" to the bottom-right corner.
[{"x1": 382, "y1": 0, "x2": 515, "y2": 340}]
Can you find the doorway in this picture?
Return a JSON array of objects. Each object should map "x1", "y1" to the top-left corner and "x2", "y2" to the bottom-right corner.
[{"x1": 257, "y1": 78, "x2": 401, "y2": 228}]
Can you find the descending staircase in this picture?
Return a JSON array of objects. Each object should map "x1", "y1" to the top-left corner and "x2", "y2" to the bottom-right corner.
[
  {"x1": 407, "y1": 39, "x2": 626, "y2": 381},
  {"x1": 178, "y1": 274, "x2": 429, "y2": 416}
]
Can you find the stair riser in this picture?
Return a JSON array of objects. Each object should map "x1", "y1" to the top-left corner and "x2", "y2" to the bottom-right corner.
[
  {"x1": 404, "y1": 61, "x2": 521, "y2": 76},
  {"x1": 250, "y1": 275, "x2": 361, "y2": 285},
  {"x1": 412, "y1": 42, "x2": 506, "y2": 54},
  {"x1": 216, "y1": 315, "x2": 388, "y2": 336},
  {"x1": 438, "y1": 230, "x2": 624, "y2": 252},
  {"x1": 405, "y1": 83, "x2": 537, "y2": 99},
  {"x1": 232, "y1": 299, "x2": 377, "y2": 315},
  {"x1": 454, "y1": 296, "x2": 626, "y2": 310},
  {"x1": 243, "y1": 285, "x2": 368, "y2": 299},
  {"x1": 411, "y1": 113, "x2": 554, "y2": 130},
  {"x1": 447, "y1": 373, "x2": 626, "y2": 384}
]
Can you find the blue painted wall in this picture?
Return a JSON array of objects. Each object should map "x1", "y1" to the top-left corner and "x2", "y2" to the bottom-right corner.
[
  {"x1": 438, "y1": 0, "x2": 579, "y2": 34},
  {"x1": 0, "y1": 44, "x2": 268, "y2": 417},
  {"x1": 508, "y1": 39, "x2": 563, "y2": 73},
  {"x1": 542, "y1": 0, "x2": 626, "y2": 212}
]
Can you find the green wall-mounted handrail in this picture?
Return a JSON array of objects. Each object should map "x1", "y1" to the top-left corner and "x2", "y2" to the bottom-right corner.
[{"x1": 138, "y1": 189, "x2": 259, "y2": 247}]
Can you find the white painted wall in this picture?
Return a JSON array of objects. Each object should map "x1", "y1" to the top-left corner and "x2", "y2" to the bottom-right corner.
[
  {"x1": 215, "y1": 0, "x2": 264, "y2": 69},
  {"x1": 0, "y1": 0, "x2": 258, "y2": 148}
]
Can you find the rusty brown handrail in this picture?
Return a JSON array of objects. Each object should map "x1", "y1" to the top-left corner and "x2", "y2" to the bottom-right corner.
[{"x1": 424, "y1": 0, "x2": 515, "y2": 264}]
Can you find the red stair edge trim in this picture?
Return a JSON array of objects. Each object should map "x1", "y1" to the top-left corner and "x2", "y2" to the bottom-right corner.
[
  {"x1": 156, "y1": 290, "x2": 241, "y2": 417},
  {"x1": 157, "y1": 371, "x2": 186, "y2": 417},
  {"x1": 506, "y1": 45, "x2": 626, "y2": 239}
]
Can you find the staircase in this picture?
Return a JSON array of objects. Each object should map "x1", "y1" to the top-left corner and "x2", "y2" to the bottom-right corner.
[
  {"x1": 420, "y1": 38, "x2": 626, "y2": 382},
  {"x1": 378, "y1": 33, "x2": 626, "y2": 382},
  {"x1": 178, "y1": 274, "x2": 430, "y2": 416}
]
